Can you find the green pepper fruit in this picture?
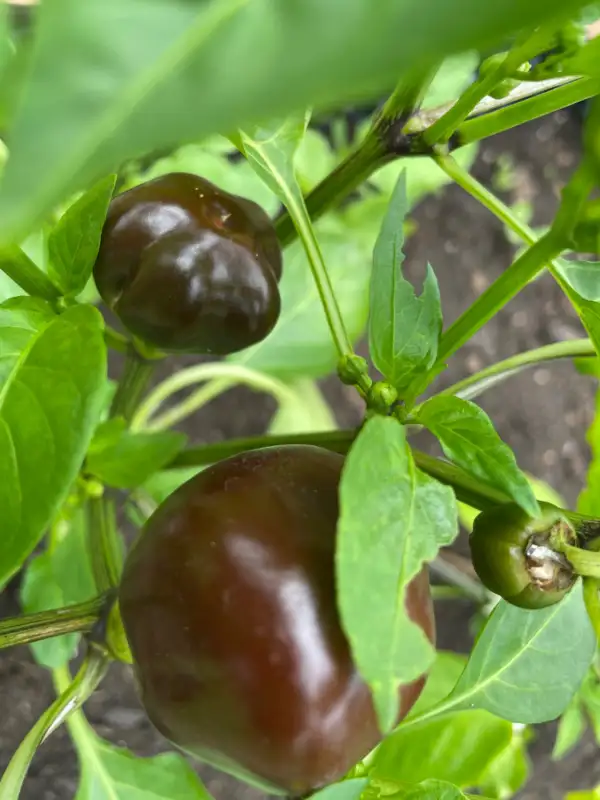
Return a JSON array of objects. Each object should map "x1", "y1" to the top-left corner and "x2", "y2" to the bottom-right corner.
[{"x1": 469, "y1": 501, "x2": 577, "y2": 609}]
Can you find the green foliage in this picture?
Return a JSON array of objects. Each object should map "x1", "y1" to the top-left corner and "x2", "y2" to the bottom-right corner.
[
  {"x1": 578, "y1": 383, "x2": 600, "y2": 514},
  {"x1": 47, "y1": 174, "x2": 116, "y2": 296},
  {"x1": 87, "y1": 418, "x2": 186, "y2": 489},
  {"x1": 230, "y1": 222, "x2": 371, "y2": 378},
  {"x1": 0, "y1": 304, "x2": 106, "y2": 585},
  {"x1": 268, "y1": 380, "x2": 337, "y2": 435},
  {"x1": 21, "y1": 509, "x2": 95, "y2": 668},
  {"x1": 443, "y1": 585, "x2": 595, "y2": 723},
  {"x1": 75, "y1": 736, "x2": 214, "y2": 799},
  {"x1": 372, "y1": 653, "x2": 520, "y2": 791},
  {"x1": 309, "y1": 780, "x2": 369, "y2": 800},
  {"x1": 0, "y1": 0, "x2": 587, "y2": 242},
  {"x1": 417, "y1": 395, "x2": 539, "y2": 517},
  {"x1": 337, "y1": 416, "x2": 457, "y2": 732},
  {"x1": 369, "y1": 172, "x2": 442, "y2": 397}
]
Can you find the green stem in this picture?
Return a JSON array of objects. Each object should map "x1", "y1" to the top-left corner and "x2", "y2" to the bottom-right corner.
[
  {"x1": 422, "y1": 28, "x2": 552, "y2": 146},
  {"x1": 0, "y1": 246, "x2": 61, "y2": 304},
  {"x1": 103, "y1": 325, "x2": 129, "y2": 353},
  {"x1": 583, "y1": 577, "x2": 600, "y2": 642},
  {"x1": 0, "y1": 648, "x2": 109, "y2": 799},
  {"x1": 429, "y1": 556, "x2": 490, "y2": 604},
  {"x1": 131, "y1": 363, "x2": 298, "y2": 432},
  {"x1": 433, "y1": 153, "x2": 595, "y2": 364},
  {"x1": 437, "y1": 232, "x2": 561, "y2": 365},
  {"x1": 456, "y1": 77, "x2": 597, "y2": 146},
  {"x1": 276, "y1": 75, "x2": 590, "y2": 250},
  {"x1": 86, "y1": 496, "x2": 122, "y2": 592},
  {"x1": 438, "y1": 339, "x2": 595, "y2": 401},
  {"x1": 561, "y1": 544, "x2": 600, "y2": 579},
  {"x1": 0, "y1": 596, "x2": 106, "y2": 651},
  {"x1": 168, "y1": 430, "x2": 507, "y2": 511},
  {"x1": 275, "y1": 133, "x2": 389, "y2": 248},
  {"x1": 109, "y1": 348, "x2": 155, "y2": 423}
]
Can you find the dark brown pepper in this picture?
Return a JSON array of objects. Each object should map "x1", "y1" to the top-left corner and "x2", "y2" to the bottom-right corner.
[
  {"x1": 93, "y1": 172, "x2": 282, "y2": 354},
  {"x1": 119, "y1": 445, "x2": 435, "y2": 795}
]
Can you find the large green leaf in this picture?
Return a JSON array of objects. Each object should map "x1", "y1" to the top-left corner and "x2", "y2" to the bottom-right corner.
[
  {"x1": 417, "y1": 395, "x2": 539, "y2": 517},
  {"x1": 337, "y1": 416, "x2": 457, "y2": 732},
  {"x1": 0, "y1": 304, "x2": 106, "y2": 585},
  {"x1": 369, "y1": 171, "x2": 442, "y2": 395},
  {"x1": 443, "y1": 585, "x2": 595, "y2": 723},
  {"x1": 75, "y1": 737, "x2": 213, "y2": 799},
  {"x1": 20, "y1": 508, "x2": 95, "y2": 668},
  {"x1": 0, "y1": 0, "x2": 589, "y2": 242},
  {"x1": 372, "y1": 653, "x2": 514, "y2": 790}
]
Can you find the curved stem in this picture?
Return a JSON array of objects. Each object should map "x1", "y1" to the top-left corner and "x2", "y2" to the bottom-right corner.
[
  {"x1": 437, "y1": 339, "x2": 596, "y2": 401},
  {"x1": 145, "y1": 377, "x2": 236, "y2": 431},
  {"x1": 0, "y1": 596, "x2": 106, "y2": 651},
  {"x1": 583, "y1": 577, "x2": 600, "y2": 642},
  {"x1": 109, "y1": 348, "x2": 155, "y2": 423},
  {"x1": 103, "y1": 325, "x2": 129, "y2": 353},
  {"x1": 131, "y1": 363, "x2": 298, "y2": 432},
  {"x1": 433, "y1": 153, "x2": 595, "y2": 365},
  {"x1": 0, "y1": 647, "x2": 109, "y2": 798},
  {"x1": 561, "y1": 543, "x2": 600, "y2": 579}
]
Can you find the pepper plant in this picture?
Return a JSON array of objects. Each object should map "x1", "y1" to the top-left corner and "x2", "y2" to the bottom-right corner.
[{"x1": 3, "y1": 2, "x2": 600, "y2": 800}]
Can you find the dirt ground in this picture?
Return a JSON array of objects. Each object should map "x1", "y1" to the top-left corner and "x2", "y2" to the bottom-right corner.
[{"x1": 1, "y1": 110, "x2": 598, "y2": 799}]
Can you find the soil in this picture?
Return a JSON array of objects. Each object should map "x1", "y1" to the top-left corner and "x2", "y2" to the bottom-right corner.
[{"x1": 1, "y1": 110, "x2": 598, "y2": 799}]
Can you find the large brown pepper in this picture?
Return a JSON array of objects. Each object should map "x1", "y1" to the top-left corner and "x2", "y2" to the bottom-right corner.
[
  {"x1": 93, "y1": 172, "x2": 282, "y2": 354},
  {"x1": 118, "y1": 445, "x2": 435, "y2": 795}
]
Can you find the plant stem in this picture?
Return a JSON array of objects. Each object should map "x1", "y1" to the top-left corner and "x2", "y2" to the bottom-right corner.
[
  {"x1": 0, "y1": 596, "x2": 106, "y2": 651},
  {"x1": 103, "y1": 325, "x2": 129, "y2": 353},
  {"x1": 168, "y1": 430, "x2": 507, "y2": 511},
  {"x1": 583, "y1": 577, "x2": 600, "y2": 642},
  {"x1": 561, "y1": 543, "x2": 600, "y2": 579},
  {"x1": 131, "y1": 363, "x2": 297, "y2": 431},
  {"x1": 438, "y1": 338, "x2": 595, "y2": 401},
  {"x1": 109, "y1": 347, "x2": 155, "y2": 423},
  {"x1": 0, "y1": 647, "x2": 109, "y2": 798},
  {"x1": 0, "y1": 246, "x2": 61, "y2": 304},
  {"x1": 437, "y1": 232, "x2": 562, "y2": 365},
  {"x1": 422, "y1": 27, "x2": 552, "y2": 145},
  {"x1": 86, "y1": 496, "x2": 122, "y2": 592},
  {"x1": 429, "y1": 556, "x2": 490, "y2": 604},
  {"x1": 275, "y1": 74, "x2": 589, "y2": 249},
  {"x1": 433, "y1": 153, "x2": 595, "y2": 364},
  {"x1": 456, "y1": 77, "x2": 597, "y2": 146}
]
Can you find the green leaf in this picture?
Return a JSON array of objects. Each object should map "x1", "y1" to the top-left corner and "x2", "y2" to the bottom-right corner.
[
  {"x1": 578, "y1": 384, "x2": 600, "y2": 514},
  {"x1": 372, "y1": 652, "x2": 514, "y2": 790},
  {"x1": 369, "y1": 172, "x2": 442, "y2": 395},
  {"x1": 0, "y1": 304, "x2": 106, "y2": 585},
  {"x1": 479, "y1": 727, "x2": 530, "y2": 800},
  {"x1": 556, "y1": 279, "x2": 600, "y2": 359},
  {"x1": 442, "y1": 584, "x2": 595, "y2": 723},
  {"x1": 400, "y1": 780, "x2": 481, "y2": 799},
  {"x1": 47, "y1": 174, "x2": 116, "y2": 296},
  {"x1": 230, "y1": 221, "x2": 371, "y2": 379},
  {"x1": 0, "y1": 296, "x2": 56, "y2": 382},
  {"x1": 564, "y1": 792, "x2": 600, "y2": 800},
  {"x1": 75, "y1": 736, "x2": 213, "y2": 799},
  {"x1": 141, "y1": 467, "x2": 202, "y2": 508},
  {"x1": 268, "y1": 379, "x2": 336, "y2": 435},
  {"x1": 87, "y1": 419, "x2": 186, "y2": 489},
  {"x1": 564, "y1": 36, "x2": 600, "y2": 76},
  {"x1": 553, "y1": 257, "x2": 600, "y2": 303},
  {"x1": 337, "y1": 415, "x2": 457, "y2": 732},
  {"x1": 21, "y1": 508, "x2": 95, "y2": 668},
  {"x1": 417, "y1": 395, "x2": 539, "y2": 517},
  {"x1": 309, "y1": 780, "x2": 369, "y2": 800},
  {"x1": 0, "y1": 0, "x2": 585, "y2": 243},
  {"x1": 552, "y1": 698, "x2": 586, "y2": 760},
  {"x1": 238, "y1": 114, "x2": 309, "y2": 204}
]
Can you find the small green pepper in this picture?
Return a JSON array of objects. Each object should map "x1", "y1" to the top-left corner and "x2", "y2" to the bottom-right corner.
[{"x1": 469, "y1": 501, "x2": 577, "y2": 609}]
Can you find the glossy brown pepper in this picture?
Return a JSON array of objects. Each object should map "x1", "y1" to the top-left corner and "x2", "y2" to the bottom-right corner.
[
  {"x1": 118, "y1": 445, "x2": 435, "y2": 795},
  {"x1": 93, "y1": 173, "x2": 282, "y2": 354}
]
